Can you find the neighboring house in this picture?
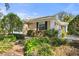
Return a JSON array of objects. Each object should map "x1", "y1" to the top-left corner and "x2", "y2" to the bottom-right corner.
[{"x1": 23, "y1": 15, "x2": 69, "y2": 38}]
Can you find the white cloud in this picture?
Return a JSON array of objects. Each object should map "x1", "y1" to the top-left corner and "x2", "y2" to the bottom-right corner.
[
  {"x1": 0, "y1": 7, "x2": 7, "y2": 15},
  {"x1": 15, "y1": 12, "x2": 35, "y2": 20},
  {"x1": 31, "y1": 12, "x2": 41, "y2": 18},
  {"x1": 16, "y1": 12, "x2": 29, "y2": 20},
  {"x1": 16, "y1": 12, "x2": 40, "y2": 20}
]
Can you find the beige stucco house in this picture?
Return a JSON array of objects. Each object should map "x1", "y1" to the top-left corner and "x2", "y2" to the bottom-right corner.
[{"x1": 23, "y1": 15, "x2": 69, "y2": 38}]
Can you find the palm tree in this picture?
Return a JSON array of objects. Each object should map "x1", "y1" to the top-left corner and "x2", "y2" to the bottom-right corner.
[
  {"x1": 56, "y1": 11, "x2": 74, "y2": 22},
  {"x1": 5, "y1": 3, "x2": 10, "y2": 10}
]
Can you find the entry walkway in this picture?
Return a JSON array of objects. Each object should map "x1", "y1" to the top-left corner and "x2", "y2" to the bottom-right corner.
[{"x1": 65, "y1": 35, "x2": 79, "y2": 40}]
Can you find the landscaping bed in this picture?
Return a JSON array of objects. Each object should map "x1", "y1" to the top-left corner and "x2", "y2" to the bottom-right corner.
[
  {"x1": 54, "y1": 45, "x2": 79, "y2": 56},
  {"x1": 0, "y1": 29, "x2": 79, "y2": 56},
  {"x1": 0, "y1": 36, "x2": 79, "y2": 56},
  {"x1": 0, "y1": 34, "x2": 24, "y2": 56},
  {"x1": 0, "y1": 42, "x2": 24, "y2": 56}
]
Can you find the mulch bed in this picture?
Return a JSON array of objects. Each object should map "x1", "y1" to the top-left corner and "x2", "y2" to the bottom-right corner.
[{"x1": 0, "y1": 42, "x2": 24, "y2": 56}]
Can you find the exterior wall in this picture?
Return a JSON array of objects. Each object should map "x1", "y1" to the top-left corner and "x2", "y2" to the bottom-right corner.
[
  {"x1": 47, "y1": 21, "x2": 50, "y2": 30},
  {"x1": 22, "y1": 22, "x2": 36, "y2": 35},
  {"x1": 50, "y1": 20, "x2": 55, "y2": 29},
  {"x1": 28, "y1": 22, "x2": 37, "y2": 30},
  {"x1": 22, "y1": 23, "x2": 29, "y2": 35},
  {"x1": 27, "y1": 21, "x2": 51, "y2": 30}
]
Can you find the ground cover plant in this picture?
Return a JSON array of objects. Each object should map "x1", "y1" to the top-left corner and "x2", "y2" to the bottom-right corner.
[
  {"x1": 0, "y1": 34, "x2": 16, "y2": 42},
  {"x1": 24, "y1": 27, "x2": 70, "y2": 56},
  {"x1": 4, "y1": 35, "x2": 16, "y2": 42},
  {"x1": 24, "y1": 36, "x2": 69, "y2": 56},
  {"x1": 24, "y1": 37, "x2": 54, "y2": 56},
  {"x1": 0, "y1": 34, "x2": 17, "y2": 53},
  {"x1": 0, "y1": 41, "x2": 12, "y2": 53}
]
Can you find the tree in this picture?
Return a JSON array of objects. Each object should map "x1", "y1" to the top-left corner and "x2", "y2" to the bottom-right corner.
[
  {"x1": 5, "y1": 3, "x2": 10, "y2": 10},
  {"x1": 56, "y1": 11, "x2": 74, "y2": 22},
  {"x1": 0, "y1": 9, "x2": 4, "y2": 33},
  {"x1": 68, "y1": 15, "x2": 79, "y2": 35},
  {"x1": 1, "y1": 13, "x2": 23, "y2": 34},
  {"x1": 63, "y1": 15, "x2": 72, "y2": 22},
  {"x1": 0, "y1": 3, "x2": 10, "y2": 34},
  {"x1": 0, "y1": 9, "x2": 3, "y2": 19}
]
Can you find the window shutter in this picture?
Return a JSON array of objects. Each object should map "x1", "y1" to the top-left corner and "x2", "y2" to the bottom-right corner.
[
  {"x1": 36, "y1": 22, "x2": 38, "y2": 30},
  {"x1": 45, "y1": 21, "x2": 47, "y2": 30}
]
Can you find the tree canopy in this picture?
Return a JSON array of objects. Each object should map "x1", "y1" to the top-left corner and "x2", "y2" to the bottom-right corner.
[
  {"x1": 1, "y1": 13, "x2": 23, "y2": 34},
  {"x1": 68, "y1": 15, "x2": 79, "y2": 35},
  {"x1": 56, "y1": 12, "x2": 74, "y2": 22},
  {"x1": 5, "y1": 3, "x2": 10, "y2": 10}
]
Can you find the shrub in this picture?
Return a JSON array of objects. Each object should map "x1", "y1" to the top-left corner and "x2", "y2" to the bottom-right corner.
[
  {"x1": 4, "y1": 35, "x2": 16, "y2": 42},
  {"x1": 34, "y1": 30, "x2": 45, "y2": 37},
  {"x1": 44, "y1": 29, "x2": 58, "y2": 38},
  {"x1": 13, "y1": 34, "x2": 24, "y2": 39},
  {"x1": 24, "y1": 37, "x2": 53, "y2": 56},
  {"x1": 38, "y1": 37, "x2": 50, "y2": 44},
  {"x1": 52, "y1": 38, "x2": 68, "y2": 46},
  {"x1": 37, "y1": 43, "x2": 53, "y2": 56},
  {"x1": 27, "y1": 30, "x2": 34, "y2": 37},
  {"x1": 0, "y1": 34, "x2": 16, "y2": 42},
  {"x1": 68, "y1": 15, "x2": 79, "y2": 35},
  {"x1": 0, "y1": 34, "x2": 5, "y2": 41}
]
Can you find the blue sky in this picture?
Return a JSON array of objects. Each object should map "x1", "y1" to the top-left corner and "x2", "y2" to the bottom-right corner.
[{"x1": 0, "y1": 3, "x2": 79, "y2": 19}]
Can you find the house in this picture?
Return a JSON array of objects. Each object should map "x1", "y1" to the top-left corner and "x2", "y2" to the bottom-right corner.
[{"x1": 23, "y1": 14, "x2": 69, "y2": 39}]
